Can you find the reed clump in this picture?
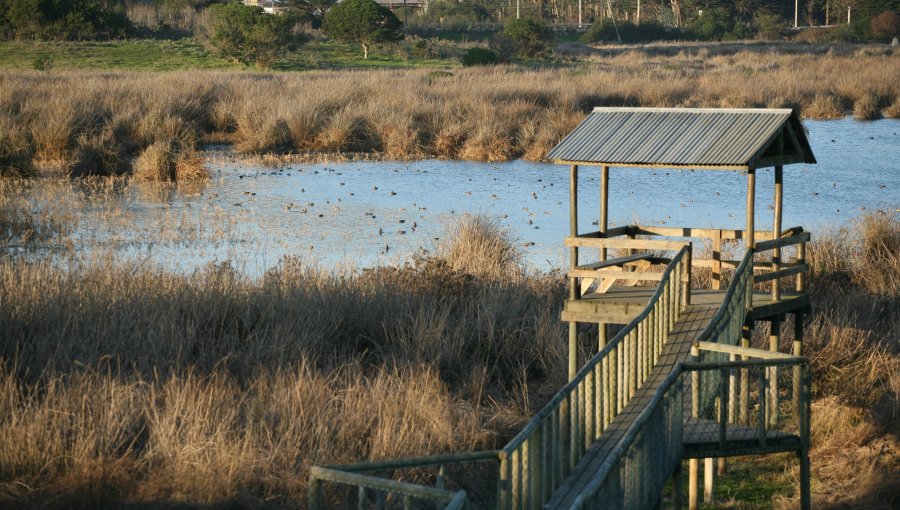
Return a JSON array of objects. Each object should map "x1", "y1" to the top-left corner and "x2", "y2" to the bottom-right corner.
[
  {"x1": 0, "y1": 44, "x2": 897, "y2": 172},
  {"x1": 0, "y1": 217, "x2": 566, "y2": 507}
]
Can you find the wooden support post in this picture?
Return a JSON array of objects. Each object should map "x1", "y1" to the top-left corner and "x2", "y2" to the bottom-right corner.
[
  {"x1": 793, "y1": 312, "x2": 804, "y2": 423},
  {"x1": 568, "y1": 164, "x2": 579, "y2": 381},
  {"x1": 688, "y1": 459, "x2": 699, "y2": 510},
  {"x1": 703, "y1": 457, "x2": 714, "y2": 505},
  {"x1": 672, "y1": 461, "x2": 683, "y2": 509},
  {"x1": 769, "y1": 318, "x2": 781, "y2": 429},
  {"x1": 600, "y1": 165, "x2": 609, "y2": 261},
  {"x1": 740, "y1": 321, "x2": 751, "y2": 426},
  {"x1": 799, "y1": 366, "x2": 812, "y2": 510},
  {"x1": 568, "y1": 323, "x2": 577, "y2": 381},
  {"x1": 308, "y1": 477, "x2": 322, "y2": 510},
  {"x1": 746, "y1": 169, "x2": 756, "y2": 251},
  {"x1": 712, "y1": 231, "x2": 722, "y2": 290},
  {"x1": 772, "y1": 165, "x2": 783, "y2": 301},
  {"x1": 599, "y1": 165, "x2": 609, "y2": 353}
]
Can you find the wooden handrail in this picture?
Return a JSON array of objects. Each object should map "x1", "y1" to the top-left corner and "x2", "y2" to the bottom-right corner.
[
  {"x1": 755, "y1": 232, "x2": 811, "y2": 252},
  {"x1": 565, "y1": 237, "x2": 691, "y2": 251},
  {"x1": 693, "y1": 341, "x2": 798, "y2": 360}
]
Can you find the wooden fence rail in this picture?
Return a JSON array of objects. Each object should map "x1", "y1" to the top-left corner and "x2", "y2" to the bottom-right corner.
[{"x1": 496, "y1": 246, "x2": 692, "y2": 510}]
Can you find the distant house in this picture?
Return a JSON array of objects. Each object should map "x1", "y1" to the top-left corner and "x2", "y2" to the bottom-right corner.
[{"x1": 243, "y1": 0, "x2": 285, "y2": 14}]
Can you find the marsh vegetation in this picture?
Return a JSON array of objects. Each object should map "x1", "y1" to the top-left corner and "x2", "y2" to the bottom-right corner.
[
  {"x1": 0, "y1": 43, "x2": 897, "y2": 182},
  {"x1": 0, "y1": 178, "x2": 897, "y2": 508}
]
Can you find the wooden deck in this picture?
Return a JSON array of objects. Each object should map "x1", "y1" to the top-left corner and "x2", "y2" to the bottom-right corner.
[{"x1": 562, "y1": 287, "x2": 809, "y2": 325}]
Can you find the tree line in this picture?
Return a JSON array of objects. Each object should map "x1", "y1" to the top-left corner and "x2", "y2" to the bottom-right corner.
[{"x1": 0, "y1": 0, "x2": 896, "y2": 65}]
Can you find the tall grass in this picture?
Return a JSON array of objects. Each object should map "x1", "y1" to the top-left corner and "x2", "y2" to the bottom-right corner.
[
  {"x1": 0, "y1": 216, "x2": 566, "y2": 508},
  {"x1": 0, "y1": 43, "x2": 897, "y2": 176},
  {"x1": 1, "y1": 210, "x2": 897, "y2": 507}
]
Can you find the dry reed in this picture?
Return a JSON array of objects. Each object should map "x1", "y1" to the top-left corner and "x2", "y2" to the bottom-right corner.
[
  {"x1": 0, "y1": 172, "x2": 897, "y2": 508},
  {"x1": 0, "y1": 43, "x2": 897, "y2": 175}
]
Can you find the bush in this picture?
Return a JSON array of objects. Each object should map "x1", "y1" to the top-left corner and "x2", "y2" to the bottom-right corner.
[
  {"x1": 489, "y1": 32, "x2": 517, "y2": 62},
  {"x1": 580, "y1": 21, "x2": 681, "y2": 43},
  {"x1": 503, "y1": 17, "x2": 550, "y2": 58},
  {"x1": 460, "y1": 47, "x2": 499, "y2": 66},
  {"x1": 322, "y1": 0, "x2": 403, "y2": 59},
  {"x1": 422, "y1": 0, "x2": 490, "y2": 26},
  {"x1": 753, "y1": 11, "x2": 789, "y2": 40},
  {"x1": 203, "y1": 3, "x2": 300, "y2": 67},
  {"x1": 1, "y1": 0, "x2": 131, "y2": 40},
  {"x1": 870, "y1": 11, "x2": 900, "y2": 40}
]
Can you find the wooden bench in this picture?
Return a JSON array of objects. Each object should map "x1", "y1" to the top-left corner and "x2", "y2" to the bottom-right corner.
[{"x1": 569, "y1": 253, "x2": 657, "y2": 294}]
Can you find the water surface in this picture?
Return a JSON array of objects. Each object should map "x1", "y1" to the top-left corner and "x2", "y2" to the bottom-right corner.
[{"x1": 20, "y1": 118, "x2": 900, "y2": 274}]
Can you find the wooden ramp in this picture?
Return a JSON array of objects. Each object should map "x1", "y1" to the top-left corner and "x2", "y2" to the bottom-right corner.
[
  {"x1": 546, "y1": 304, "x2": 717, "y2": 509},
  {"x1": 563, "y1": 288, "x2": 809, "y2": 324}
]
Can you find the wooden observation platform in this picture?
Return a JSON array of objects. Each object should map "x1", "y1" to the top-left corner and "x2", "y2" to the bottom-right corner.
[{"x1": 307, "y1": 108, "x2": 817, "y2": 510}]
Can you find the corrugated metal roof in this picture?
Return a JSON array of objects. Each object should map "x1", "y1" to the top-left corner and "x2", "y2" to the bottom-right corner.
[{"x1": 546, "y1": 107, "x2": 815, "y2": 169}]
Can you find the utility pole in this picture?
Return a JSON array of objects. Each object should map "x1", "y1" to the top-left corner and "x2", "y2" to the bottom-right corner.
[
  {"x1": 516, "y1": 0, "x2": 520, "y2": 19},
  {"x1": 794, "y1": 0, "x2": 798, "y2": 27},
  {"x1": 847, "y1": 5, "x2": 851, "y2": 24},
  {"x1": 636, "y1": 0, "x2": 641, "y2": 25},
  {"x1": 579, "y1": 0, "x2": 583, "y2": 27}
]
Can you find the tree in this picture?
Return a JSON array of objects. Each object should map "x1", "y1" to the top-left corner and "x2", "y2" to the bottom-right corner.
[
  {"x1": 279, "y1": 0, "x2": 338, "y2": 28},
  {"x1": 0, "y1": 0, "x2": 131, "y2": 40},
  {"x1": 503, "y1": 17, "x2": 550, "y2": 57},
  {"x1": 322, "y1": 0, "x2": 403, "y2": 59},
  {"x1": 203, "y1": 3, "x2": 300, "y2": 68}
]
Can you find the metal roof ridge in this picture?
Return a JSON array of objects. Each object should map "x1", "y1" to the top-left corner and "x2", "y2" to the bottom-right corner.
[{"x1": 590, "y1": 107, "x2": 794, "y2": 114}]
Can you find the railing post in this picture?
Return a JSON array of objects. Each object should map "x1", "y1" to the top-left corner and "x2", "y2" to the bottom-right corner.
[
  {"x1": 799, "y1": 363, "x2": 812, "y2": 510},
  {"x1": 498, "y1": 456, "x2": 510, "y2": 510},
  {"x1": 358, "y1": 486, "x2": 367, "y2": 510},
  {"x1": 308, "y1": 476, "x2": 322, "y2": 510},
  {"x1": 672, "y1": 460, "x2": 683, "y2": 510},
  {"x1": 768, "y1": 318, "x2": 781, "y2": 429},
  {"x1": 712, "y1": 230, "x2": 722, "y2": 290},
  {"x1": 740, "y1": 321, "x2": 751, "y2": 426},
  {"x1": 683, "y1": 244, "x2": 692, "y2": 307},
  {"x1": 793, "y1": 312, "x2": 804, "y2": 423},
  {"x1": 772, "y1": 165, "x2": 783, "y2": 301}
]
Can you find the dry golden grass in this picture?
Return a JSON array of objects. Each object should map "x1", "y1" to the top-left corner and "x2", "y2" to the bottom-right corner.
[
  {"x1": 0, "y1": 169, "x2": 897, "y2": 509},
  {"x1": 0, "y1": 214, "x2": 566, "y2": 508},
  {"x1": 0, "y1": 43, "x2": 897, "y2": 175}
]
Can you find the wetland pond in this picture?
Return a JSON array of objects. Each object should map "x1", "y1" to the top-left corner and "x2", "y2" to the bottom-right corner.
[{"x1": 16, "y1": 118, "x2": 900, "y2": 274}]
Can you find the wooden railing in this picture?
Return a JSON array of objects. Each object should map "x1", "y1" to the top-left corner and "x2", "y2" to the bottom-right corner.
[
  {"x1": 567, "y1": 224, "x2": 808, "y2": 301},
  {"x1": 496, "y1": 246, "x2": 692, "y2": 509},
  {"x1": 308, "y1": 451, "x2": 499, "y2": 510},
  {"x1": 308, "y1": 240, "x2": 811, "y2": 509}
]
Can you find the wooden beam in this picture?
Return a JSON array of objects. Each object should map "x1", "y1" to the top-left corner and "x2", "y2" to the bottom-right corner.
[
  {"x1": 569, "y1": 164, "x2": 579, "y2": 381},
  {"x1": 599, "y1": 166, "x2": 610, "y2": 351},
  {"x1": 773, "y1": 161, "x2": 783, "y2": 300},
  {"x1": 746, "y1": 169, "x2": 756, "y2": 251},
  {"x1": 565, "y1": 237, "x2": 690, "y2": 251},
  {"x1": 755, "y1": 232, "x2": 811, "y2": 252},
  {"x1": 550, "y1": 160, "x2": 749, "y2": 171}
]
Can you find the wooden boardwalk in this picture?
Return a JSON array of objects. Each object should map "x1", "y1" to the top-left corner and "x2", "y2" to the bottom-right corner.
[
  {"x1": 547, "y1": 304, "x2": 717, "y2": 509},
  {"x1": 563, "y1": 288, "x2": 809, "y2": 324}
]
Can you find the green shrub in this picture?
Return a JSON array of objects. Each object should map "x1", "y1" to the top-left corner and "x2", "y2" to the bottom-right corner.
[
  {"x1": 460, "y1": 47, "x2": 499, "y2": 66},
  {"x1": 489, "y1": 32, "x2": 517, "y2": 62},
  {"x1": 579, "y1": 21, "x2": 681, "y2": 43},
  {"x1": 753, "y1": 12, "x2": 789, "y2": 40},
  {"x1": 322, "y1": 0, "x2": 403, "y2": 59},
  {"x1": 503, "y1": 17, "x2": 549, "y2": 58},
  {"x1": 203, "y1": 3, "x2": 300, "y2": 68},
  {"x1": 2, "y1": 0, "x2": 131, "y2": 40}
]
